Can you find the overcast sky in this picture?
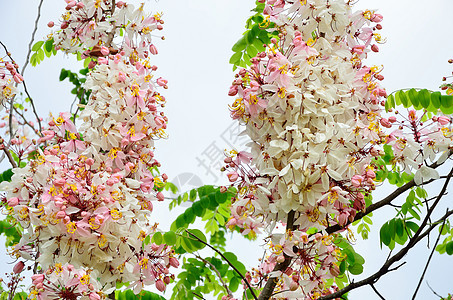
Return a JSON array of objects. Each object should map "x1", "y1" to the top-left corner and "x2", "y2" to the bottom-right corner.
[{"x1": 1, "y1": 0, "x2": 453, "y2": 299}]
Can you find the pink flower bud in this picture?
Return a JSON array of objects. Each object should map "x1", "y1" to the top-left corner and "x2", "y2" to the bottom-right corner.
[
  {"x1": 116, "y1": 1, "x2": 126, "y2": 8},
  {"x1": 13, "y1": 261, "x2": 25, "y2": 274},
  {"x1": 89, "y1": 293, "x2": 100, "y2": 300},
  {"x1": 227, "y1": 171, "x2": 239, "y2": 182},
  {"x1": 88, "y1": 60, "x2": 97, "y2": 69},
  {"x1": 56, "y1": 211, "x2": 66, "y2": 219},
  {"x1": 156, "y1": 77, "x2": 168, "y2": 87},
  {"x1": 438, "y1": 116, "x2": 450, "y2": 125},
  {"x1": 162, "y1": 173, "x2": 168, "y2": 181},
  {"x1": 156, "y1": 279, "x2": 166, "y2": 292},
  {"x1": 47, "y1": 21, "x2": 54, "y2": 28},
  {"x1": 366, "y1": 170, "x2": 376, "y2": 179},
  {"x1": 371, "y1": 13, "x2": 383, "y2": 22},
  {"x1": 7, "y1": 197, "x2": 19, "y2": 207},
  {"x1": 97, "y1": 57, "x2": 108, "y2": 65},
  {"x1": 31, "y1": 274, "x2": 45, "y2": 284},
  {"x1": 371, "y1": 44, "x2": 379, "y2": 52},
  {"x1": 156, "y1": 192, "x2": 165, "y2": 201},
  {"x1": 228, "y1": 85, "x2": 238, "y2": 96},
  {"x1": 149, "y1": 44, "x2": 158, "y2": 55},
  {"x1": 100, "y1": 46, "x2": 109, "y2": 56},
  {"x1": 169, "y1": 257, "x2": 179, "y2": 268},
  {"x1": 388, "y1": 116, "x2": 396, "y2": 123},
  {"x1": 380, "y1": 118, "x2": 392, "y2": 128},
  {"x1": 13, "y1": 73, "x2": 23, "y2": 83},
  {"x1": 351, "y1": 175, "x2": 363, "y2": 187}
]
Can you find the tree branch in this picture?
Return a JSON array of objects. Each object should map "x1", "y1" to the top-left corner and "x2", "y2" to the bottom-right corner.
[{"x1": 258, "y1": 210, "x2": 297, "y2": 300}]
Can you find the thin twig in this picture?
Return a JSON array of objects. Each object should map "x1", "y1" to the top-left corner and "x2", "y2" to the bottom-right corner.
[
  {"x1": 3, "y1": 148, "x2": 17, "y2": 169},
  {"x1": 21, "y1": 0, "x2": 44, "y2": 76},
  {"x1": 186, "y1": 230, "x2": 258, "y2": 300},
  {"x1": 412, "y1": 210, "x2": 448, "y2": 300},
  {"x1": 194, "y1": 253, "x2": 234, "y2": 297},
  {"x1": 426, "y1": 281, "x2": 443, "y2": 298},
  {"x1": 370, "y1": 284, "x2": 386, "y2": 300}
]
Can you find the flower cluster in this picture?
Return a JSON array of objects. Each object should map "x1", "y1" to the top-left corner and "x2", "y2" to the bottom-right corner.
[
  {"x1": 384, "y1": 108, "x2": 452, "y2": 184},
  {"x1": 0, "y1": 56, "x2": 23, "y2": 104},
  {"x1": 29, "y1": 263, "x2": 104, "y2": 300},
  {"x1": 226, "y1": 0, "x2": 388, "y2": 297},
  {"x1": 2, "y1": 0, "x2": 176, "y2": 296},
  {"x1": 50, "y1": 0, "x2": 164, "y2": 59}
]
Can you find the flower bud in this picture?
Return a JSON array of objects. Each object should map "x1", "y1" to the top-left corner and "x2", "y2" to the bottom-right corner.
[
  {"x1": 13, "y1": 261, "x2": 25, "y2": 274},
  {"x1": 156, "y1": 279, "x2": 166, "y2": 292},
  {"x1": 438, "y1": 116, "x2": 450, "y2": 125},
  {"x1": 7, "y1": 197, "x2": 19, "y2": 207},
  {"x1": 156, "y1": 192, "x2": 165, "y2": 201},
  {"x1": 371, "y1": 44, "x2": 379, "y2": 52}
]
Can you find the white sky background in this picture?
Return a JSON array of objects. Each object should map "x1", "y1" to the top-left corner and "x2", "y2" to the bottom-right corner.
[{"x1": 1, "y1": 0, "x2": 453, "y2": 299}]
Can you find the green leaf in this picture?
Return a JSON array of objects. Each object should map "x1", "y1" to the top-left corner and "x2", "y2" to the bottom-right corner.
[
  {"x1": 229, "y1": 276, "x2": 240, "y2": 292},
  {"x1": 446, "y1": 241, "x2": 453, "y2": 255},
  {"x1": 37, "y1": 48, "x2": 45, "y2": 61},
  {"x1": 405, "y1": 221, "x2": 419, "y2": 234},
  {"x1": 395, "y1": 218, "x2": 404, "y2": 238},
  {"x1": 232, "y1": 36, "x2": 247, "y2": 52},
  {"x1": 348, "y1": 263, "x2": 363, "y2": 275},
  {"x1": 215, "y1": 213, "x2": 225, "y2": 226},
  {"x1": 408, "y1": 88, "x2": 419, "y2": 108},
  {"x1": 229, "y1": 51, "x2": 242, "y2": 65},
  {"x1": 431, "y1": 91, "x2": 442, "y2": 109},
  {"x1": 419, "y1": 89, "x2": 431, "y2": 108},
  {"x1": 387, "y1": 94, "x2": 395, "y2": 109},
  {"x1": 152, "y1": 231, "x2": 163, "y2": 244},
  {"x1": 44, "y1": 39, "x2": 53, "y2": 53},
  {"x1": 441, "y1": 95, "x2": 453, "y2": 114},
  {"x1": 186, "y1": 229, "x2": 207, "y2": 250},
  {"x1": 380, "y1": 222, "x2": 391, "y2": 247},
  {"x1": 59, "y1": 69, "x2": 68, "y2": 81},
  {"x1": 32, "y1": 41, "x2": 44, "y2": 51},
  {"x1": 189, "y1": 189, "x2": 197, "y2": 201},
  {"x1": 192, "y1": 201, "x2": 204, "y2": 217},
  {"x1": 215, "y1": 190, "x2": 228, "y2": 204},
  {"x1": 246, "y1": 30, "x2": 255, "y2": 44},
  {"x1": 246, "y1": 44, "x2": 258, "y2": 59},
  {"x1": 164, "y1": 231, "x2": 176, "y2": 246}
]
